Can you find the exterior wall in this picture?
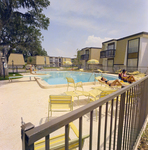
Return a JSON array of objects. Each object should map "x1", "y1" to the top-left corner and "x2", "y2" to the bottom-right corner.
[
  {"x1": 80, "y1": 47, "x2": 102, "y2": 69},
  {"x1": 62, "y1": 57, "x2": 72, "y2": 66},
  {"x1": 114, "y1": 39, "x2": 127, "y2": 65},
  {"x1": 114, "y1": 34, "x2": 143, "y2": 66},
  {"x1": 90, "y1": 48, "x2": 101, "y2": 60},
  {"x1": 8, "y1": 53, "x2": 25, "y2": 66},
  {"x1": 89, "y1": 48, "x2": 101, "y2": 70},
  {"x1": 45, "y1": 56, "x2": 50, "y2": 66},
  {"x1": 27, "y1": 56, "x2": 49, "y2": 66},
  {"x1": 36, "y1": 56, "x2": 45, "y2": 65}
]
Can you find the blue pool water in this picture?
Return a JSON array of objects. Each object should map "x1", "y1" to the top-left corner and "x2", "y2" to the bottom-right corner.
[{"x1": 37, "y1": 71, "x2": 118, "y2": 85}]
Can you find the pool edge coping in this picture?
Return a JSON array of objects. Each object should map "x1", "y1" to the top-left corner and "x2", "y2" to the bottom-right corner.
[{"x1": 34, "y1": 73, "x2": 118, "y2": 89}]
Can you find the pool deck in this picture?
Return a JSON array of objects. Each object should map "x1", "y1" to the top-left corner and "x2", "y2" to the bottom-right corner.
[{"x1": 0, "y1": 73, "x2": 119, "y2": 150}]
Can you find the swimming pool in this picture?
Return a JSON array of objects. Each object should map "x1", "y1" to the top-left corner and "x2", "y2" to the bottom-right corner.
[{"x1": 38, "y1": 71, "x2": 118, "y2": 85}]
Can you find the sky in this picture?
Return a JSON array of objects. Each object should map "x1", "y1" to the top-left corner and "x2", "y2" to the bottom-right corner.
[{"x1": 41, "y1": 0, "x2": 148, "y2": 58}]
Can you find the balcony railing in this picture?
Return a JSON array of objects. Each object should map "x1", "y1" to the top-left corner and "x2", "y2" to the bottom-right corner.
[
  {"x1": 81, "y1": 54, "x2": 89, "y2": 60},
  {"x1": 100, "y1": 49, "x2": 116, "y2": 58},
  {"x1": 21, "y1": 76, "x2": 148, "y2": 150}
]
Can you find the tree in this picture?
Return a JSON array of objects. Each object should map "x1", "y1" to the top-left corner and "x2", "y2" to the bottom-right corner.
[
  {"x1": 0, "y1": 0, "x2": 50, "y2": 60},
  {"x1": 73, "y1": 49, "x2": 82, "y2": 68}
]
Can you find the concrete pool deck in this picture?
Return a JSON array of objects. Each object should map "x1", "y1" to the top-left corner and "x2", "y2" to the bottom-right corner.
[{"x1": 0, "y1": 73, "x2": 119, "y2": 150}]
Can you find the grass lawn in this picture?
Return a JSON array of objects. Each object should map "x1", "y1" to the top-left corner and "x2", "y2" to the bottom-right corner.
[
  {"x1": 138, "y1": 123, "x2": 148, "y2": 150},
  {"x1": 0, "y1": 73, "x2": 23, "y2": 80}
]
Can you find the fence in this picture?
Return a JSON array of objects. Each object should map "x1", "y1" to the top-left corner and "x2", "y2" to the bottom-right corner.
[
  {"x1": 97, "y1": 66, "x2": 148, "y2": 74},
  {"x1": 21, "y1": 76, "x2": 148, "y2": 150}
]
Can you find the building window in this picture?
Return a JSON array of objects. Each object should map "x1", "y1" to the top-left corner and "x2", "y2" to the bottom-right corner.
[
  {"x1": 108, "y1": 43, "x2": 115, "y2": 50},
  {"x1": 128, "y1": 39, "x2": 139, "y2": 53},
  {"x1": 85, "y1": 50, "x2": 89, "y2": 54},
  {"x1": 127, "y1": 38, "x2": 139, "y2": 67},
  {"x1": 127, "y1": 58, "x2": 138, "y2": 67}
]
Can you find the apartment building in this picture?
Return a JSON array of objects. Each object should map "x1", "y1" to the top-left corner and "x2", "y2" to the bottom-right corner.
[
  {"x1": 100, "y1": 32, "x2": 148, "y2": 73},
  {"x1": 27, "y1": 56, "x2": 50, "y2": 67},
  {"x1": 8, "y1": 53, "x2": 25, "y2": 68},
  {"x1": 49, "y1": 56, "x2": 72, "y2": 67},
  {"x1": 49, "y1": 56, "x2": 60, "y2": 67},
  {"x1": 61, "y1": 57, "x2": 72, "y2": 66},
  {"x1": 79, "y1": 47, "x2": 102, "y2": 69}
]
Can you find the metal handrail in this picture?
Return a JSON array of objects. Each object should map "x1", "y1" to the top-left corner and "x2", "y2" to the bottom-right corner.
[
  {"x1": 22, "y1": 75, "x2": 148, "y2": 150},
  {"x1": 25, "y1": 76, "x2": 148, "y2": 145}
]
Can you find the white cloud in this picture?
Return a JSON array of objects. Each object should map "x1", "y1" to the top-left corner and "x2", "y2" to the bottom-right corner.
[
  {"x1": 85, "y1": 35, "x2": 111, "y2": 47},
  {"x1": 55, "y1": 48, "x2": 66, "y2": 56},
  {"x1": 47, "y1": 0, "x2": 148, "y2": 35}
]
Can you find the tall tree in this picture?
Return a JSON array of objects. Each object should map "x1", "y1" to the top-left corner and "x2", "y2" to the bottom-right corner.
[{"x1": 0, "y1": 0, "x2": 50, "y2": 60}]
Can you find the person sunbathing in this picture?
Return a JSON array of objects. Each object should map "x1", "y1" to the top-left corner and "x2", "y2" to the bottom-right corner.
[
  {"x1": 99, "y1": 77, "x2": 123, "y2": 87},
  {"x1": 120, "y1": 69, "x2": 136, "y2": 83}
]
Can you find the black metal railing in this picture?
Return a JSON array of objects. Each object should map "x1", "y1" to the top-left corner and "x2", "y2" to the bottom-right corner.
[
  {"x1": 81, "y1": 54, "x2": 89, "y2": 60},
  {"x1": 100, "y1": 49, "x2": 116, "y2": 58},
  {"x1": 21, "y1": 76, "x2": 148, "y2": 150}
]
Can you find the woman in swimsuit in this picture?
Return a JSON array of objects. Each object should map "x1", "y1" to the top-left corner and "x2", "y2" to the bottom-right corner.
[
  {"x1": 100, "y1": 77, "x2": 123, "y2": 87},
  {"x1": 121, "y1": 69, "x2": 136, "y2": 83}
]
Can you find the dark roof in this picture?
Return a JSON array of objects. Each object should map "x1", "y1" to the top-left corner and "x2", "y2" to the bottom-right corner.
[
  {"x1": 102, "y1": 39, "x2": 117, "y2": 44},
  {"x1": 117, "y1": 32, "x2": 148, "y2": 41},
  {"x1": 80, "y1": 47, "x2": 102, "y2": 51},
  {"x1": 102, "y1": 32, "x2": 148, "y2": 44}
]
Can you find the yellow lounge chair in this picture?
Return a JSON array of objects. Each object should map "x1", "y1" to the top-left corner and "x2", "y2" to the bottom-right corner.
[
  {"x1": 34, "y1": 122, "x2": 89, "y2": 150},
  {"x1": 79, "y1": 68, "x2": 84, "y2": 71},
  {"x1": 66, "y1": 77, "x2": 83, "y2": 91},
  {"x1": 127, "y1": 71, "x2": 140, "y2": 75},
  {"x1": 95, "y1": 76, "x2": 124, "y2": 88},
  {"x1": 115, "y1": 69, "x2": 122, "y2": 74},
  {"x1": 95, "y1": 76, "x2": 107, "y2": 86},
  {"x1": 48, "y1": 95, "x2": 74, "y2": 117},
  {"x1": 89, "y1": 89, "x2": 117, "y2": 119},
  {"x1": 97, "y1": 69, "x2": 109, "y2": 73}
]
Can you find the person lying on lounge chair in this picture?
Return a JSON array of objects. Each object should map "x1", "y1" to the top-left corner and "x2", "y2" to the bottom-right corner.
[
  {"x1": 119, "y1": 69, "x2": 136, "y2": 83},
  {"x1": 98, "y1": 77, "x2": 123, "y2": 87}
]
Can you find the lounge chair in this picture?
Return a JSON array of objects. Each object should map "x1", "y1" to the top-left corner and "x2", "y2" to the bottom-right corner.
[
  {"x1": 95, "y1": 76, "x2": 126, "y2": 88},
  {"x1": 115, "y1": 69, "x2": 122, "y2": 74},
  {"x1": 127, "y1": 71, "x2": 140, "y2": 75},
  {"x1": 34, "y1": 122, "x2": 89, "y2": 150},
  {"x1": 48, "y1": 95, "x2": 74, "y2": 117},
  {"x1": 134, "y1": 73, "x2": 146, "y2": 80},
  {"x1": 66, "y1": 77, "x2": 83, "y2": 91},
  {"x1": 79, "y1": 68, "x2": 84, "y2": 71},
  {"x1": 97, "y1": 69, "x2": 109, "y2": 73},
  {"x1": 95, "y1": 76, "x2": 107, "y2": 86},
  {"x1": 118, "y1": 73, "x2": 136, "y2": 83},
  {"x1": 89, "y1": 89, "x2": 117, "y2": 120}
]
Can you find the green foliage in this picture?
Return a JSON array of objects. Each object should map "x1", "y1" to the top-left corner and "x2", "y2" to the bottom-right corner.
[
  {"x1": 138, "y1": 124, "x2": 148, "y2": 149},
  {"x1": 0, "y1": 72, "x2": 22, "y2": 80},
  {"x1": 0, "y1": 0, "x2": 50, "y2": 60},
  {"x1": 29, "y1": 56, "x2": 33, "y2": 63}
]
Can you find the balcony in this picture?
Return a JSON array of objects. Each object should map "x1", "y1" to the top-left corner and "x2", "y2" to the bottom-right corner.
[
  {"x1": 100, "y1": 49, "x2": 116, "y2": 58},
  {"x1": 81, "y1": 54, "x2": 89, "y2": 60}
]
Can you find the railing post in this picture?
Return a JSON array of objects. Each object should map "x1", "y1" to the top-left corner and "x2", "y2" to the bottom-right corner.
[
  {"x1": 117, "y1": 92, "x2": 126, "y2": 150},
  {"x1": 21, "y1": 122, "x2": 35, "y2": 150},
  {"x1": 138, "y1": 79, "x2": 148, "y2": 132}
]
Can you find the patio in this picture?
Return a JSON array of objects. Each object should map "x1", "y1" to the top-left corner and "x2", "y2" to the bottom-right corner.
[
  {"x1": 0, "y1": 77, "x2": 113, "y2": 150},
  {"x1": 1, "y1": 74, "x2": 146, "y2": 150}
]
